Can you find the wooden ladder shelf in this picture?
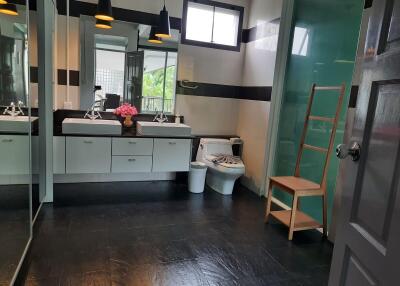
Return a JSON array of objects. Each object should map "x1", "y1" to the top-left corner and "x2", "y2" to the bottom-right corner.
[{"x1": 265, "y1": 83, "x2": 346, "y2": 240}]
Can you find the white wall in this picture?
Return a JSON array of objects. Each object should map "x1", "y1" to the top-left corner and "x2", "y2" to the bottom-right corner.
[
  {"x1": 237, "y1": 0, "x2": 283, "y2": 194},
  {"x1": 175, "y1": 0, "x2": 249, "y2": 135}
]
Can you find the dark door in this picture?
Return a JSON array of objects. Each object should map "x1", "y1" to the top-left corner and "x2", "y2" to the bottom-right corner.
[
  {"x1": 329, "y1": 0, "x2": 400, "y2": 285},
  {"x1": 125, "y1": 51, "x2": 144, "y2": 109}
]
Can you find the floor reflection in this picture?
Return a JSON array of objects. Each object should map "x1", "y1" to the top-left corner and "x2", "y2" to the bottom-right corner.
[{"x1": 0, "y1": 185, "x2": 30, "y2": 284}]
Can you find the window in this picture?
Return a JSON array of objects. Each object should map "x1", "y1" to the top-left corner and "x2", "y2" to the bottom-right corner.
[
  {"x1": 95, "y1": 49, "x2": 125, "y2": 102},
  {"x1": 94, "y1": 35, "x2": 128, "y2": 104},
  {"x1": 141, "y1": 49, "x2": 177, "y2": 114},
  {"x1": 182, "y1": 0, "x2": 244, "y2": 51}
]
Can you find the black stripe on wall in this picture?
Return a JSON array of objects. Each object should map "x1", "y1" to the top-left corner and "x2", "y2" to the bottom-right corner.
[
  {"x1": 176, "y1": 82, "x2": 272, "y2": 101},
  {"x1": 30, "y1": 67, "x2": 80, "y2": 86}
]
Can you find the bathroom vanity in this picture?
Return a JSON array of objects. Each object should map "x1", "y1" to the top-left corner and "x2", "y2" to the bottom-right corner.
[{"x1": 45, "y1": 110, "x2": 194, "y2": 183}]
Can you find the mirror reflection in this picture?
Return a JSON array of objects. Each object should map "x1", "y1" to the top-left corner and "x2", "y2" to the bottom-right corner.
[
  {"x1": 78, "y1": 17, "x2": 180, "y2": 114},
  {"x1": 0, "y1": 2, "x2": 31, "y2": 285}
]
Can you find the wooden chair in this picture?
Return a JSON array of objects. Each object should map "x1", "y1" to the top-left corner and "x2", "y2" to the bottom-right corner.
[{"x1": 265, "y1": 83, "x2": 346, "y2": 240}]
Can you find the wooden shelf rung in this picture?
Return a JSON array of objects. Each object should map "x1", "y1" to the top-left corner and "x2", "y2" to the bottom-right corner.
[
  {"x1": 308, "y1": 116, "x2": 335, "y2": 123},
  {"x1": 270, "y1": 210, "x2": 322, "y2": 231},
  {"x1": 314, "y1": 86, "x2": 343, "y2": 91},
  {"x1": 303, "y1": 144, "x2": 328, "y2": 153}
]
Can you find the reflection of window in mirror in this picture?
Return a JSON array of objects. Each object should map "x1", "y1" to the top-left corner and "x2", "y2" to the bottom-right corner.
[
  {"x1": 140, "y1": 49, "x2": 177, "y2": 114},
  {"x1": 94, "y1": 34, "x2": 127, "y2": 108},
  {"x1": 292, "y1": 27, "x2": 309, "y2": 56}
]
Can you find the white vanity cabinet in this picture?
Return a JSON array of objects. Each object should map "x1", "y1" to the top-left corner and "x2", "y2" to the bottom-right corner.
[
  {"x1": 111, "y1": 138, "x2": 153, "y2": 173},
  {"x1": 0, "y1": 135, "x2": 30, "y2": 175},
  {"x1": 112, "y1": 138, "x2": 153, "y2": 155},
  {"x1": 152, "y1": 139, "x2": 191, "y2": 172},
  {"x1": 66, "y1": 137, "x2": 111, "y2": 174}
]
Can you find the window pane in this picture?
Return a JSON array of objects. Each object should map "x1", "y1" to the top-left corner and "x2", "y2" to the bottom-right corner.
[
  {"x1": 95, "y1": 50, "x2": 125, "y2": 101},
  {"x1": 186, "y1": 2, "x2": 214, "y2": 43},
  {"x1": 164, "y1": 52, "x2": 177, "y2": 114},
  {"x1": 142, "y1": 50, "x2": 167, "y2": 113},
  {"x1": 213, "y1": 7, "x2": 240, "y2": 46}
]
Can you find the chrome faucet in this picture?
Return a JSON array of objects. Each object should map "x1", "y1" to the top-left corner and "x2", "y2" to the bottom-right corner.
[
  {"x1": 84, "y1": 102, "x2": 102, "y2": 120},
  {"x1": 153, "y1": 111, "x2": 168, "y2": 123},
  {"x1": 3, "y1": 101, "x2": 24, "y2": 117}
]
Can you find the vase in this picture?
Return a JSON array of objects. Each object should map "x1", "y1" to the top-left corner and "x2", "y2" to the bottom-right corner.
[{"x1": 123, "y1": 115, "x2": 134, "y2": 128}]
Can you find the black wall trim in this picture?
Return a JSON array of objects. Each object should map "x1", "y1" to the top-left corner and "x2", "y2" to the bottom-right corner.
[
  {"x1": 176, "y1": 82, "x2": 272, "y2": 101},
  {"x1": 30, "y1": 67, "x2": 80, "y2": 86}
]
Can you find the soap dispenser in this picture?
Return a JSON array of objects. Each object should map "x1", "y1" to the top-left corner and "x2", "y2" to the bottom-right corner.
[{"x1": 175, "y1": 114, "x2": 181, "y2": 124}]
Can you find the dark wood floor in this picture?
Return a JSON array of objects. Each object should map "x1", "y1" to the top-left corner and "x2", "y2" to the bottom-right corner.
[{"x1": 17, "y1": 181, "x2": 332, "y2": 286}]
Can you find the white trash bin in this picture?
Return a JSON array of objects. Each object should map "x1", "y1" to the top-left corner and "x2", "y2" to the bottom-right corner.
[{"x1": 188, "y1": 162, "x2": 208, "y2": 194}]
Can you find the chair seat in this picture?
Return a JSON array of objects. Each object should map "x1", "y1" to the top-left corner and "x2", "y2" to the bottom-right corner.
[{"x1": 270, "y1": 176, "x2": 320, "y2": 191}]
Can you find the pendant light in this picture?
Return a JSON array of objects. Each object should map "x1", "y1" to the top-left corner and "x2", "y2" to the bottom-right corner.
[
  {"x1": 148, "y1": 26, "x2": 163, "y2": 44},
  {"x1": 95, "y1": 19, "x2": 112, "y2": 29},
  {"x1": 95, "y1": 0, "x2": 114, "y2": 21},
  {"x1": 0, "y1": 1, "x2": 7, "y2": 5},
  {"x1": 155, "y1": 0, "x2": 171, "y2": 38},
  {"x1": 0, "y1": 3, "x2": 18, "y2": 16}
]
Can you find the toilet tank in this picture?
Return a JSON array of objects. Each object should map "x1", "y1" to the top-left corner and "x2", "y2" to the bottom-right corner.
[{"x1": 197, "y1": 139, "x2": 233, "y2": 161}]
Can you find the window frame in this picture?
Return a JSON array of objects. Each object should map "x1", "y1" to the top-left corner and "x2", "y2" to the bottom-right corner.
[
  {"x1": 139, "y1": 47, "x2": 178, "y2": 114},
  {"x1": 181, "y1": 0, "x2": 244, "y2": 52}
]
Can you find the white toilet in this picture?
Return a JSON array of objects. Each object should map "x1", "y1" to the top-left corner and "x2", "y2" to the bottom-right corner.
[{"x1": 196, "y1": 138, "x2": 245, "y2": 195}]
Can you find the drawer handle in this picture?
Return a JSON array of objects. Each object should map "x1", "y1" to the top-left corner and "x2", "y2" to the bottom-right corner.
[
  {"x1": 128, "y1": 141, "x2": 137, "y2": 144},
  {"x1": 83, "y1": 140, "x2": 93, "y2": 144},
  {"x1": 169, "y1": 142, "x2": 177, "y2": 145},
  {"x1": 2, "y1": 139, "x2": 13, "y2": 143},
  {"x1": 128, "y1": 158, "x2": 136, "y2": 162}
]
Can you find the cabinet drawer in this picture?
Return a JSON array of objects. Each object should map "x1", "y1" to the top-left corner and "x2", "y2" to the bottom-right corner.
[
  {"x1": 112, "y1": 138, "x2": 153, "y2": 156},
  {"x1": 66, "y1": 137, "x2": 111, "y2": 174},
  {"x1": 0, "y1": 135, "x2": 29, "y2": 175},
  {"x1": 111, "y1": 156, "x2": 152, "y2": 173},
  {"x1": 153, "y1": 139, "x2": 191, "y2": 172}
]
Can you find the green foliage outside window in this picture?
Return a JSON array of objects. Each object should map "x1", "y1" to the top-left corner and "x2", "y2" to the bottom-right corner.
[{"x1": 142, "y1": 66, "x2": 176, "y2": 100}]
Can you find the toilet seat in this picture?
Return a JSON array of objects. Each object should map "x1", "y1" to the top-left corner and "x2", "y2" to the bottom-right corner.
[{"x1": 205, "y1": 155, "x2": 245, "y2": 169}]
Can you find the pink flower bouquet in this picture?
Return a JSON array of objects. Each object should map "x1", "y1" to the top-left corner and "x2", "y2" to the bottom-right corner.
[{"x1": 114, "y1": 103, "x2": 138, "y2": 118}]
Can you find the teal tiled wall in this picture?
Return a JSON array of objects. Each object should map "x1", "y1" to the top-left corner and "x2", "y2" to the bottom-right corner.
[{"x1": 273, "y1": 0, "x2": 364, "y2": 226}]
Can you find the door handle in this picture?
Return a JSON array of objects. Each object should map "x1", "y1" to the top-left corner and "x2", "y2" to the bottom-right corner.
[{"x1": 336, "y1": 142, "x2": 361, "y2": 161}]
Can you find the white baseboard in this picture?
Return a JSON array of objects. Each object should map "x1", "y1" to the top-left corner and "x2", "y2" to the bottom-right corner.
[{"x1": 240, "y1": 176, "x2": 261, "y2": 196}]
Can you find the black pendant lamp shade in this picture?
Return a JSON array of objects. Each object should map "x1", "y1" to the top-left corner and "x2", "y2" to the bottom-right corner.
[
  {"x1": 96, "y1": 19, "x2": 112, "y2": 29},
  {"x1": 148, "y1": 26, "x2": 162, "y2": 44},
  {"x1": 0, "y1": 3, "x2": 18, "y2": 16},
  {"x1": 155, "y1": 1, "x2": 171, "y2": 38},
  {"x1": 95, "y1": 0, "x2": 114, "y2": 21}
]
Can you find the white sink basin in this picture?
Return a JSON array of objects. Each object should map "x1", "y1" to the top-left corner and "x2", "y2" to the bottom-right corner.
[
  {"x1": 62, "y1": 118, "x2": 122, "y2": 135},
  {"x1": 0, "y1": 115, "x2": 38, "y2": 133},
  {"x1": 136, "y1": 121, "x2": 192, "y2": 137}
]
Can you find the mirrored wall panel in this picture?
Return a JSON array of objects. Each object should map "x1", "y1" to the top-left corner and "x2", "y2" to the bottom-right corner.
[
  {"x1": 0, "y1": 2, "x2": 32, "y2": 284},
  {"x1": 70, "y1": 15, "x2": 180, "y2": 114}
]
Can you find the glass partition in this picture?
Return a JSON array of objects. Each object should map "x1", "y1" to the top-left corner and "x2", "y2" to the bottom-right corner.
[
  {"x1": 272, "y1": 0, "x2": 364, "y2": 225},
  {"x1": 0, "y1": 2, "x2": 32, "y2": 284}
]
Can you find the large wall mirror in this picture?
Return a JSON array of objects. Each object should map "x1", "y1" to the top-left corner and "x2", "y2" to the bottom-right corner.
[
  {"x1": 78, "y1": 16, "x2": 180, "y2": 114},
  {"x1": 0, "y1": 2, "x2": 32, "y2": 284}
]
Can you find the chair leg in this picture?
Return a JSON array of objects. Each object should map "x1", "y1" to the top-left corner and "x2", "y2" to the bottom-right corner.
[
  {"x1": 322, "y1": 193, "x2": 328, "y2": 237},
  {"x1": 288, "y1": 195, "x2": 298, "y2": 240},
  {"x1": 265, "y1": 183, "x2": 273, "y2": 223}
]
